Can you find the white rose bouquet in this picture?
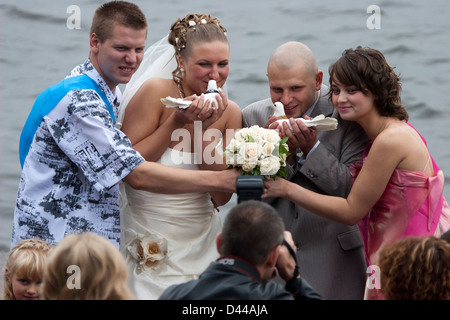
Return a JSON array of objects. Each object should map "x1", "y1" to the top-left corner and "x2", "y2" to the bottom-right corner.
[{"x1": 225, "y1": 125, "x2": 290, "y2": 179}]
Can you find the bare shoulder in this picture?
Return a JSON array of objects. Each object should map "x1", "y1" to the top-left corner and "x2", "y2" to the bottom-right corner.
[
  {"x1": 211, "y1": 99, "x2": 241, "y2": 131},
  {"x1": 139, "y1": 77, "x2": 173, "y2": 93},
  {"x1": 123, "y1": 78, "x2": 173, "y2": 121},
  {"x1": 223, "y1": 99, "x2": 242, "y2": 125},
  {"x1": 226, "y1": 99, "x2": 242, "y2": 115},
  {"x1": 128, "y1": 78, "x2": 175, "y2": 111},
  {"x1": 372, "y1": 121, "x2": 429, "y2": 170},
  {"x1": 379, "y1": 122, "x2": 422, "y2": 146}
]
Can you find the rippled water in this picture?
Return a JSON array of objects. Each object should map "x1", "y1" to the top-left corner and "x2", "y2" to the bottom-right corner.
[{"x1": 1, "y1": 0, "x2": 449, "y2": 251}]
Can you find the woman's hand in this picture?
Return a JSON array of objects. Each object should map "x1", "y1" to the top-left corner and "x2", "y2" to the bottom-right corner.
[
  {"x1": 172, "y1": 94, "x2": 206, "y2": 124},
  {"x1": 200, "y1": 88, "x2": 228, "y2": 129},
  {"x1": 263, "y1": 176, "x2": 290, "y2": 199},
  {"x1": 173, "y1": 90, "x2": 228, "y2": 129},
  {"x1": 216, "y1": 168, "x2": 240, "y2": 193}
]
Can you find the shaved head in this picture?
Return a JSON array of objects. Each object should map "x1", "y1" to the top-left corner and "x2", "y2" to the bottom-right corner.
[
  {"x1": 268, "y1": 41, "x2": 318, "y2": 77},
  {"x1": 266, "y1": 41, "x2": 323, "y2": 118}
]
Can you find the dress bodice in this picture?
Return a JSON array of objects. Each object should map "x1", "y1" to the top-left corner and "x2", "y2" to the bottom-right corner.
[
  {"x1": 119, "y1": 148, "x2": 221, "y2": 299},
  {"x1": 362, "y1": 166, "x2": 445, "y2": 264}
]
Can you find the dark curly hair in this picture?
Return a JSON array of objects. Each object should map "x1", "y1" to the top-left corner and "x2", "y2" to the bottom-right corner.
[
  {"x1": 328, "y1": 46, "x2": 408, "y2": 121},
  {"x1": 379, "y1": 236, "x2": 450, "y2": 300}
]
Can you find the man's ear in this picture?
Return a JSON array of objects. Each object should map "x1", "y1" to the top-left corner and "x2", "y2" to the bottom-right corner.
[
  {"x1": 216, "y1": 232, "x2": 222, "y2": 255},
  {"x1": 90, "y1": 33, "x2": 100, "y2": 54},
  {"x1": 315, "y1": 70, "x2": 323, "y2": 90},
  {"x1": 266, "y1": 245, "x2": 281, "y2": 269}
]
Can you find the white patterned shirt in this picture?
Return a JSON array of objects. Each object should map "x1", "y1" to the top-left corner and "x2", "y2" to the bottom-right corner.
[{"x1": 12, "y1": 59, "x2": 145, "y2": 248}]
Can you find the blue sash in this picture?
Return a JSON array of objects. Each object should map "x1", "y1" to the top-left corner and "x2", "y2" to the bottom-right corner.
[{"x1": 19, "y1": 74, "x2": 115, "y2": 168}]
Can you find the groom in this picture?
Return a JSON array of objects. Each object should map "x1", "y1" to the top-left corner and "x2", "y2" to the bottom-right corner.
[
  {"x1": 12, "y1": 1, "x2": 237, "y2": 249},
  {"x1": 242, "y1": 41, "x2": 370, "y2": 299}
]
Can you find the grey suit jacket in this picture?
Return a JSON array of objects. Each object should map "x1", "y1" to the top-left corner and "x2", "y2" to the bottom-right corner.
[{"x1": 242, "y1": 87, "x2": 370, "y2": 300}]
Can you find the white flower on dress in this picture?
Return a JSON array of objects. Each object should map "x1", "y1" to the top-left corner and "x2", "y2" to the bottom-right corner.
[
  {"x1": 127, "y1": 232, "x2": 168, "y2": 273},
  {"x1": 225, "y1": 125, "x2": 290, "y2": 179}
]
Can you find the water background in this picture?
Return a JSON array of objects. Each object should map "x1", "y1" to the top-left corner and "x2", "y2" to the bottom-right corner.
[{"x1": 1, "y1": 0, "x2": 449, "y2": 252}]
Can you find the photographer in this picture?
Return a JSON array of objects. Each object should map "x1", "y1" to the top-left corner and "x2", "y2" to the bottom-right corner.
[{"x1": 158, "y1": 200, "x2": 321, "y2": 300}]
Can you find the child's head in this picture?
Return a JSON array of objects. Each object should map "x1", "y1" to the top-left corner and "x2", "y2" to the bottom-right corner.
[
  {"x1": 2, "y1": 239, "x2": 52, "y2": 300},
  {"x1": 41, "y1": 232, "x2": 132, "y2": 300},
  {"x1": 379, "y1": 236, "x2": 450, "y2": 300}
]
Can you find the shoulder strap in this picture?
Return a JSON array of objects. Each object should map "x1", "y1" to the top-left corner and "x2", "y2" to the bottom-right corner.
[{"x1": 19, "y1": 74, "x2": 115, "y2": 168}]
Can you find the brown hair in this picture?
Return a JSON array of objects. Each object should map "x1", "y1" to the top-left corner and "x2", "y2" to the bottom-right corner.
[
  {"x1": 379, "y1": 236, "x2": 450, "y2": 300},
  {"x1": 168, "y1": 13, "x2": 228, "y2": 95},
  {"x1": 328, "y1": 46, "x2": 408, "y2": 121},
  {"x1": 2, "y1": 239, "x2": 52, "y2": 300},
  {"x1": 89, "y1": 1, "x2": 147, "y2": 43},
  {"x1": 41, "y1": 232, "x2": 133, "y2": 300}
]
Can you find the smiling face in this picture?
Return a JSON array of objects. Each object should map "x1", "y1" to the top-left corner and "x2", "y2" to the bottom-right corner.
[
  {"x1": 268, "y1": 61, "x2": 322, "y2": 118},
  {"x1": 330, "y1": 79, "x2": 376, "y2": 122},
  {"x1": 89, "y1": 24, "x2": 147, "y2": 91},
  {"x1": 179, "y1": 40, "x2": 230, "y2": 95}
]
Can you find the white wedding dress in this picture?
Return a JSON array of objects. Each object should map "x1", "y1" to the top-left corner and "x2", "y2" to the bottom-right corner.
[
  {"x1": 120, "y1": 148, "x2": 221, "y2": 300},
  {"x1": 117, "y1": 35, "x2": 225, "y2": 300}
]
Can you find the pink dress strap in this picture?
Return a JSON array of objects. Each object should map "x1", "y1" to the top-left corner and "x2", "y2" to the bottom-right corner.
[{"x1": 402, "y1": 122, "x2": 444, "y2": 236}]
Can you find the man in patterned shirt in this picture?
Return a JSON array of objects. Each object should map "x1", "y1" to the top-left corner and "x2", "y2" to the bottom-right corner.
[{"x1": 12, "y1": 1, "x2": 237, "y2": 249}]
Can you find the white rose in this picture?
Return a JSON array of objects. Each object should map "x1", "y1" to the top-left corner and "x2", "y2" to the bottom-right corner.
[
  {"x1": 234, "y1": 128, "x2": 248, "y2": 142},
  {"x1": 226, "y1": 138, "x2": 240, "y2": 153},
  {"x1": 259, "y1": 155, "x2": 281, "y2": 176},
  {"x1": 242, "y1": 142, "x2": 261, "y2": 162},
  {"x1": 247, "y1": 125, "x2": 262, "y2": 143},
  {"x1": 226, "y1": 141, "x2": 246, "y2": 165},
  {"x1": 242, "y1": 159, "x2": 258, "y2": 172},
  {"x1": 262, "y1": 128, "x2": 280, "y2": 144},
  {"x1": 225, "y1": 151, "x2": 237, "y2": 165},
  {"x1": 261, "y1": 141, "x2": 276, "y2": 156}
]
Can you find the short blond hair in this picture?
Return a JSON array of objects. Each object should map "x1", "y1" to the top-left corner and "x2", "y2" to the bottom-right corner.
[
  {"x1": 41, "y1": 232, "x2": 132, "y2": 300},
  {"x1": 2, "y1": 238, "x2": 52, "y2": 300},
  {"x1": 90, "y1": 1, "x2": 147, "y2": 43}
]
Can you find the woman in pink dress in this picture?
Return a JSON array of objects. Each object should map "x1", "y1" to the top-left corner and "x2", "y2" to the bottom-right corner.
[{"x1": 264, "y1": 46, "x2": 450, "y2": 299}]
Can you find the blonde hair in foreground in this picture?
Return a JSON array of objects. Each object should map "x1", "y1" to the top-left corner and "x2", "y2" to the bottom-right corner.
[
  {"x1": 41, "y1": 232, "x2": 133, "y2": 300},
  {"x1": 2, "y1": 238, "x2": 52, "y2": 300}
]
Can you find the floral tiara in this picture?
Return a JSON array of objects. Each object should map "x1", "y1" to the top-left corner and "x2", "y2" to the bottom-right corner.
[{"x1": 173, "y1": 17, "x2": 227, "y2": 52}]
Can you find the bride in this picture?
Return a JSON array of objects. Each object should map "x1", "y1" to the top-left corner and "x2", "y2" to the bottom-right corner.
[{"x1": 118, "y1": 14, "x2": 242, "y2": 299}]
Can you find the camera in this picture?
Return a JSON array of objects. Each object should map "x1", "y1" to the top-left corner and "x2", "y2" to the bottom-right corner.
[{"x1": 236, "y1": 175, "x2": 264, "y2": 203}]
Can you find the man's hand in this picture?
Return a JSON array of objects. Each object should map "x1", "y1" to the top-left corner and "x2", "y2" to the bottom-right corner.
[{"x1": 276, "y1": 231, "x2": 299, "y2": 282}]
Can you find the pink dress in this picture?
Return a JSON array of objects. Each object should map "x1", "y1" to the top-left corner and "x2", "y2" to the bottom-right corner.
[{"x1": 351, "y1": 123, "x2": 450, "y2": 299}]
